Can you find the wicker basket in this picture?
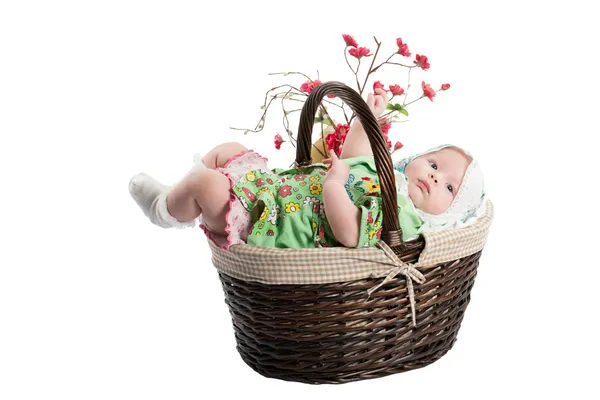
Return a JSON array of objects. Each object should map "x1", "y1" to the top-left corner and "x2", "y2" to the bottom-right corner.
[{"x1": 208, "y1": 82, "x2": 493, "y2": 384}]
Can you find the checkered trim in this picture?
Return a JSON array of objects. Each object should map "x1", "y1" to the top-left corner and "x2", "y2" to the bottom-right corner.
[
  {"x1": 419, "y1": 200, "x2": 494, "y2": 266},
  {"x1": 208, "y1": 200, "x2": 494, "y2": 285}
]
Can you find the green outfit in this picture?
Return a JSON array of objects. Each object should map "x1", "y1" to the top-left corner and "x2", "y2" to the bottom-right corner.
[{"x1": 232, "y1": 156, "x2": 423, "y2": 248}]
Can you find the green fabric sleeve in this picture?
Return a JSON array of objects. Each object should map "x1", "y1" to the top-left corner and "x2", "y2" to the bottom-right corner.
[
  {"x1": 395, "y1": 194, "x2": 423, "y2": 241},
  {"x1": 355, "y1": 193, "x2": 423, "y2": 248},
  {"x1": 356, "y1": 196, "x2": 383, "y2": 248}
]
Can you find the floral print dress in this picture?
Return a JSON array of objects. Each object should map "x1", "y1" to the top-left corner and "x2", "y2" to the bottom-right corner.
[{"x1": 231, "y1": 155, "x2": 422, "y2": 248}]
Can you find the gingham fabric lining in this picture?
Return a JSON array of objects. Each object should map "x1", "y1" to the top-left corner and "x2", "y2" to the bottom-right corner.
[
  {"x1": 419, "y1": 200, "x2": 493, "y2": 266},
  {"x1": 207, "y1": 200, "x2": 493, "y2": 285}
]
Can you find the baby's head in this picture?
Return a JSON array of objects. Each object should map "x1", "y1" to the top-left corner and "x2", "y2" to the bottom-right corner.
[
  {"x1": 403, "y1": 146, "x2": 471, "y2": 215},
  {"x1": 395, "y1": 144, "x2": 486, "y2": 230}
]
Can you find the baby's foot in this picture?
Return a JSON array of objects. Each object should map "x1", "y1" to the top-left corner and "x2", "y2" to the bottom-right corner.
[
  {"x1": 193, "y1": 153, "x2": 204, "y2": 165},
  {"x1": 189, "y1": 152, "x2": 208, "y2": 173},
  {"x1": 128, "y1": 173, "x2": 195, "y2": 228}
]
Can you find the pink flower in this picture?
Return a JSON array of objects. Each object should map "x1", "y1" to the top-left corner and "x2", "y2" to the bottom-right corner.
[
  {"x1": 422, "y1": 81, "x2": 436, "y2": 101},
  {"x1": 335, "y1": 123, "x2": 350, "y2": 139},
  {"x1": 326, "y1": 136, "x2": 340, "y2": 157},
  {"x1": 379, "y1": 119, "x2": 391, "y2": 135},
  {"x1": 300, "y1": 79, "x2": 322, "y2": 94},
  {"x1": 396, "y1": 38, "x2": 411, "y2": 57},
  {"x1": 393, "y1": 141, "x2": 404, "y2": 151},
  {"x1": 342, "y1": 34, "x2": 357, "y2": 48},
  {"x1": 414, "y1": 54, "x2": 430, "y2": 70},
  {"x1": 325, "y1": 133, "x2": 341, "y2": 156},
  {"x1": 256, "y1": 178, "x2": 265, "y2": 187},
  {"x1": 348, "y1": 47, "x2": 372, "y2": 59},
  {"x1": 294, "y1": 174, "x2": 307, "y2": 181},
  {"x1": 274, "y1": 133, "x2": 284, "y2": 150},
  {"x1": 300, "y1": 79, "x2": 335, "y2": 98},
  {"x1": 441, "y1": 83, "x2": 451, "y2": 91},
  {"x1": 378, "y1": 119, "x2": 393, "y2": 151},
  {"x1": 279, "y1": 185, "x2": 292, "y2": 197},
  {"x1": 373, "y1": 81, "x2": 385, "y2": 91},
  {"x1": 389, "y1": 84, "x2": 404, "y2": 96},
  {"x1": 325, "y1": 123, "x2": 350, "y2": 156}
]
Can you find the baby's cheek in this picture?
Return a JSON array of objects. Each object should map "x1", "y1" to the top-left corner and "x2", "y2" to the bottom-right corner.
[
  {"x1": 433, "y1": 195, "x2": 453, "y2": 214},
  {"x1": 407, "y1": 185, "x2": 419, "y2": 203}
]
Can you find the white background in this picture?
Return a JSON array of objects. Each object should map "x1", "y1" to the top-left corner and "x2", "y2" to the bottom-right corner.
[{"x1": 1, "y1": 0, "x2": 599, "y2": 399}]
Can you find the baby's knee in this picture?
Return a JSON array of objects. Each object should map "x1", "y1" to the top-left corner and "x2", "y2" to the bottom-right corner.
[
  {"x1": 220, "y1": 142, "x2": 248, "y2": 154},
  {"x1": 185, "y1": 169, "x2": 228, "y2": 196},
  {"x1": 213, "y1": 142, "x2": 248, "y2": 168}
]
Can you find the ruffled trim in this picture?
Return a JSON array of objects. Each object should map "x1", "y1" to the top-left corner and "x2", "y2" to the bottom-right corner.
[
  {"x1": 199, "y1": 169, "x2": 239, "y2": 251},
  {"x1": 223, "y1": 148, "x2": 269, "y2": 169},
  {"x1": 199, "y1": 149, "x2": 269, "y2": 251}
]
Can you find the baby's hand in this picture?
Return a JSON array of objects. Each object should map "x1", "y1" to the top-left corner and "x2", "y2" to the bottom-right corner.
[
  {"x1": 366, "y1": 88, "x2": 389, "y2": 118},
  {"x1": 322, "y1": 151, "x2": 350, "y2": 185}
]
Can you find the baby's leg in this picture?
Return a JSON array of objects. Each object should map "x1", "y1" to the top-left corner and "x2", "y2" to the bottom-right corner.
[
  {"x1": 200, "y1": 142, "x2": 248, "y2": 169},
  {"x1": 129, "y1": 142, "x2": 247, "y2": 231},
  {"x1": 166, "y1": 169, "x2": 231, "y2": 234},
  {"x1": 340, "y1": 120, "x2": 374, "y2": 159}
]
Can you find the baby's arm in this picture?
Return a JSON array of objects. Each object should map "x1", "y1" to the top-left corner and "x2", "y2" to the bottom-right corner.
[
  {"x1": 323, "y1": 182, "x2": 360, "y2": 247},
  {"x1": 340, "y1": 88, "x2": 389, "y2": 159},
  {"x1": 339, "y1": 120, "x2": 372, "y2": 159},
  {"x1": 322, "y1": 152, "x2": 360, "y2": 247}
]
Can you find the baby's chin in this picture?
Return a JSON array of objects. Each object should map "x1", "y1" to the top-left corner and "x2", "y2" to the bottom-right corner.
[
  {"x1": 407, "y1": 184, "x2": 448, "y2": 215},
  {"x1": 419, "y1": 201, "x2": 451, "y2": 215}
]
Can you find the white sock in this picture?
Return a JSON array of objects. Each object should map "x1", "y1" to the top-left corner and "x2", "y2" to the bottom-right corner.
[{"x1": 128, "y1": 173, "x2": 196, "y2": 229}]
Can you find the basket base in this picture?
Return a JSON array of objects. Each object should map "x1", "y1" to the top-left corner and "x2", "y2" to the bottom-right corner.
[
  {"x1": 219, "y1": 251, "x2": 481, "y2": 384},
  {"x1": 236, "y1": 333, "x2": 458, "y2": 384}
]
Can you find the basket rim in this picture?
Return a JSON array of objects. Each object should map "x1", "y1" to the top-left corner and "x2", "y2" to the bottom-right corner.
[{"x1": 207, "y1": 200, "x2": 493, "y2": 286}]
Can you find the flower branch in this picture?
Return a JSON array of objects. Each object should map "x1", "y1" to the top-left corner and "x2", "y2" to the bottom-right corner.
[{"x1": 233, "y1": 34, "x2": 451, "y2": 161}]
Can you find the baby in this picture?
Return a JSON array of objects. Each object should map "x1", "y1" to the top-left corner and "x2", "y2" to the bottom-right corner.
[{"x1": 129, "y1": 88, "x2": 485, "y2": 249}]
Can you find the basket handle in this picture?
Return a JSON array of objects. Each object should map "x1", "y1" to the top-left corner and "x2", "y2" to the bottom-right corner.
[{"x1": 295, "y1": 81, "x2": 404, "y2": 247}]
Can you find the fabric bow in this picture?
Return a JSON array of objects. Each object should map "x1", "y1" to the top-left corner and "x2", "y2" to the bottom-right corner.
[{"x1": 368, "y1": 241, "x2": 426, "y2": 327}]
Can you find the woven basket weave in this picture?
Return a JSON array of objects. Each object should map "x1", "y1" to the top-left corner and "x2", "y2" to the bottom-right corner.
[{"x1": 209, "y1": 82, "x2": 491, "y2": 384}]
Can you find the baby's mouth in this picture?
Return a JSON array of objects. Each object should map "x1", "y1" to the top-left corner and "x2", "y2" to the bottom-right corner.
[{"x1": 417, "y1": 179, "x2": 430, "y2": 193}]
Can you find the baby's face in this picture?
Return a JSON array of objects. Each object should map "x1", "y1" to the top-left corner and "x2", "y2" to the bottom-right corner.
[{"x1": 404, "y1": 147, "x2": 471, "y2": 215}]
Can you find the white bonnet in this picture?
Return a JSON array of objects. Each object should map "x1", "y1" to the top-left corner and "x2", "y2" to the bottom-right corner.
[{"x1": 394, "y1": 144, "x2": 486, "y2": 234}]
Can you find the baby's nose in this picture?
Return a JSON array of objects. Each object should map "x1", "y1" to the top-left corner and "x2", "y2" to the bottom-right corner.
[{"x1": 429, "y1": 173, "x2": 438, "y2": 183}]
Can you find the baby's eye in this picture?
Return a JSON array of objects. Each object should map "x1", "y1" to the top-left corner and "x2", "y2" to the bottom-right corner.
[
  {"x1": 429, "y1": 162, "x2": 438, "y2": 170},
  {"x1": 447, "y1": 184, "x2": 453, "y2": 193}
]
